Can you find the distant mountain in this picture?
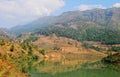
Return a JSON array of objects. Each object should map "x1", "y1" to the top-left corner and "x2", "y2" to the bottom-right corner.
[
  {"x1": 0, "y1": 28, "x2": 11, "y2": 40},
  {"x1": 10, "y1": 7, "x2": 120, "y2": 32},
  {"x1": 10, "y1": 16, "x2": 56, "y2": 34},
  {"x1": 10, "y1": 7, "x2": 120, "y2": 44}
]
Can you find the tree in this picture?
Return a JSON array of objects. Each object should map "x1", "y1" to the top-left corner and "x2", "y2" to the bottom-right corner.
[
  {"x1": 39, "y1": 49, "x2": 45, "y2": 55},
  {"x1": 10, "y1": 45, "x2": 14, "y2": 52}
]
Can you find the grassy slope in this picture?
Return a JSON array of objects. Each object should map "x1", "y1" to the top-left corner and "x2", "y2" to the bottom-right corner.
[
  {"x1": 30, "y1": 34, "x2": 107, "y2": 61},
  {"x1": 0, "y1": 40, "x2": 29, "y2": 77},
  {"x1": 0, "y1": 34, "x2": 107, "y2": 76},
  {"x1": 0, "y1": 59, "x2": 27, "y2": 77}
]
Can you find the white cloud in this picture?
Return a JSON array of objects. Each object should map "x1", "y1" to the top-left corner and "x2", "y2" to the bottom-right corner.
[
  {"x1": 0, "y1": 0, "x2": 65, "y2": 28},
  {"x1": 78, "y1": 4, "x2": 105, "y2": 11},
  {"x1": 78, "y1": 5, "x2": 90, "y2": 11},
  {"x1": 113, "y1": 3, "x2": 120, "y2": 8}
]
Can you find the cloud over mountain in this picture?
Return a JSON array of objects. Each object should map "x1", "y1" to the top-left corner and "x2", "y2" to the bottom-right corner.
[
  {"x1": 113, "y1": 3, "x2": 120, "y2": 8},
  {"x1": 0, "y1": 0, "x2": 65, "y2": 27},
  {"x1": 78, "y1": 4, "x2": 105, "y2": 11}
]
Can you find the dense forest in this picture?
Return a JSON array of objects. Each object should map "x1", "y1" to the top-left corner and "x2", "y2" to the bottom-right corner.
[{"x1": 34, "y1": 23, "x2": 120, "y2": 45}]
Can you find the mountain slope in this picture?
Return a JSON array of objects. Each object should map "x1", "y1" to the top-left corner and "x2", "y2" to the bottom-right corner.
[{"x1": 10, "y1": 7, "x2": 120, "y2": 44}]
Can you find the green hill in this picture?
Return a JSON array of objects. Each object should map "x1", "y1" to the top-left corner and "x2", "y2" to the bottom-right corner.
[{"x1": 10, "y1": 7, "x2": 120, "y2": 44}]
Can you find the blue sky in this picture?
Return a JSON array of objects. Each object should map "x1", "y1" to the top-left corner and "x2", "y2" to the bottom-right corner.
[
  {"x1": 65, "y1": 0, "x2": 120, "y2": 9},
  {"x1": 0, "y1": 0, "x2": 120, "y2": 28},
  {"x1": 53, "y1": 0, "x2": 120, "y2": 15}
]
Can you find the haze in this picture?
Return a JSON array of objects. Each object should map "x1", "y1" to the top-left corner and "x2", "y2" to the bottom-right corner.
[{"x1": 0, "y1": 0, "x2": 120, "y2": 28}]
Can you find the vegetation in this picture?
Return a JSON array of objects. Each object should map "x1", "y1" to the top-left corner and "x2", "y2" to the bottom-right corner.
[
  {"x1": 39, "y1": 49, "x2": 45, "y2": 55},
  {"x1": 20, "y1": 43, "x2": 27, "y2": 50},
  {"x1": 10, "y1": 45, "x2": 14, "y2": 52},
  {"x1": 102, "y1": 53, "x2": 120, "y2": 64},
  {"x1": 53, "y1": 46, "x2": 61, "y2": 50},
  {"x1": 0, "y1": 40, "x2": 5, "y2": 46},
  {"x1": 109, "y1": 46, "x2": 120, "y2": 52},
  {"x1": 35, "y1": 25, "x2": 120, "y2": 45},
  {"x1": 82, "y1": 43, "x2": 103, "y2": 51},
  {"x1": 2, "y1": 7, "x2": 120, "y2": 77},
  {"x1": 9, "y1": 8, "x2": 120, "y2": 46},
  {"x1": 68, "y1": 42, "x2": 73, "y2": 45},
  {"x1": 24, "y1": 36, "x2": 38, "y2": 43},
  {"x1": 101, "y1": 52, "x2": 120, "y2": 71}
]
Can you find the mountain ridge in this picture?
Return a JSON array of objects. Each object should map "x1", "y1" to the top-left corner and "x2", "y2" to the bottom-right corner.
[
  {"x1": 9, "y1": 7, "x2": 120, "y2": 33},
  {"x1": 9, "y1": 7, "x2": 120, "y2": 44}
]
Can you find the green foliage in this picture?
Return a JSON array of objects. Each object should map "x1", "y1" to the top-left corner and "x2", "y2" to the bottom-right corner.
[
  {"x1": 39, "y1": 49, "x2": 45, "y2": 55},
  {"x1": 35, "y1": 24, "x2": 120, "y2": 45},
  {"x1": 39, "y1": 60, "x2": 45, "y2": 66},
  {"x1": 32, "y1": 55, "x2": 39, "y2": 61},
  {"x1": 3, "y1": 54, "x2": 7, "y2": 60},
  {"x1": 68, "y1": 42, "x2": 73, "y2": 45},
  {"x1": 28, "y1": 45, "x2": 33, "y2": 55},
  {"x1": 0, "y1": 40, "x2": 5, "y2": 46},
  {"x1": 91, "y1": 46, "x2": 103, "y2": 51},
  {"x1": 10, "y1": 45, "x2": 14, "y2": 52},
  {"x1": 82, "y1": 43, "x2": 103, "y2": 51},
  {"x1": 53, "y1": 46, "x2": 61, "y2": 50},
  {"x1": 20, "y1": 43, "x2": 27, "y2": 50},
  {"x1": 109, "y1": 46, "x2": 120, "y2": 52},
  {"x1": 10, "y1": 50, "x2": 39, "y2": 73},
  {"x1": 82, "y1": 43, "x2": 90, "y2": 49},
  {"x1": 102, "y1": 53, "x2": 120, "y2": 64},
  {"x1": 24, "y1": 36, "x2": 38, "y2": 43}
]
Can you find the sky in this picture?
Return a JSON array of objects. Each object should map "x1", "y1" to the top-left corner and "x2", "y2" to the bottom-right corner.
[{"x1": 0, "y1": 0, "x2": 120, "y2": 28}]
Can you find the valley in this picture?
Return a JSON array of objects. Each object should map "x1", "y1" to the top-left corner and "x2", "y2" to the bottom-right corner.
[
  {"x1": 1, "y1": 6, "x2": 120, "y2": 77},
  {"x1": 0, "y1": 32, "x2": 119, "y2": 77},
  {"x1": 0, "y1": 33, "x2": 108, "y2": 77}
]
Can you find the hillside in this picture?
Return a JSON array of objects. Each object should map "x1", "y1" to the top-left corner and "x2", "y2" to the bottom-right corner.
[
  {"x1": 17, "y1": 34, "x2": 106, "y2": 59},
  {"x1": 0, "y1": 33, "x2": 108, "y2": 76},
  {"x1": 3, "y1": 7, "x2": 120, "y2": 76},
  {"x1": 10, "y1": 7, "x2": 120, "y2": 44}
]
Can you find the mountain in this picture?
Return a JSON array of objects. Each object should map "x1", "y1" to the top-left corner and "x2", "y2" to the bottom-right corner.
[
  {"x1": 10, "y1": 16, "x2": 56, "y2": 34},
  {"x1": 0, "y1": 28, "x2": 12, "y2": 40},
  {"x1": 10, "y1": 7, "x2": 120, "y2": 44},
  {"x1": 2, "y1": 7, "x2": 120, "y2": 76}
]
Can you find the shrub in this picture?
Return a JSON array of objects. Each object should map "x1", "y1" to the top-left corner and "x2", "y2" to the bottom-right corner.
[
  {"x1": 102, "y1": 53, "x2": 120, "y2": 64},
  {"x1": 39, "y1": 49, "x2": 45, "y2": 55},
  {"x1": 82, "y1": 43, "x2": 103, "y2": 51},
  {"x1": 24, "y1": 36, "x2": 38, "y2": 43},
  {"x1": 10, "y1": 45, "x2": 14, "y2": 52},
  {"x1": 109, "y1": 46, "x2": 120, "y2": 52},
  {"x1": 68, "y1": 42, "x2": 73, "y2": 45},
  {"x1": 28, "y1": 45, "x2": 33, "y2": 55},
  {"x1": 53, "y1": 46, "x2": 61, "y2": 50},
  {"x1": 0, "y1": 40, "x2": 5, "y2": 46}
]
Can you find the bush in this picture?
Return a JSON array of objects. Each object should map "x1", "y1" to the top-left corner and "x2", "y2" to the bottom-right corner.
[
  {"x1": 68, "y1": 42, "x2": 73, "y2": 45},
  {"x1": 0, "y1": 40, "x2": 5, "y2": 46},
  {"x1": 24, "y1": 36, "x2": 38, "y2": 43},
  {"x1": 53, "y1": 46, "x2": 61, "y2": 50},
  {"x1": 10, "y1": 45, "x2": 14, "y2": 52},
  {"x1": 82, "y1": 43, "x2": 103, "y2": 51},
  {"x1": 32, "y1": 55, "x2": 39, "y2": 61},
  {"x1": 28, "y1": 45, "x2": 33, "y2": 55},
  {"x1": 109, "y1": 46, "x2": 120, "y2": 52},
  {"x1": 39, "y1": 49, "x2": 45, "y2": 55},
  {"x1": 20, "y1": 43, "x2": 27, "y2": 50},
  {"x1": 102, "y1": 53, "x2": 120, "y2": 64}
]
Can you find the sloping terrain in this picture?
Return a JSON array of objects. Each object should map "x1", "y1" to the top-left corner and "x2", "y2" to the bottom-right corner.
[
  {"x1": 19, "y1": 34, "x2": 107, "y2": 60},
  {"x1": 10, "y1": 7, "x2": 120, "y2": 44},
  {"x1": 0, "y1": 59, "x2": 27, "y2": 77},
  {"x1": 3, "y1": 7, "x2": 120, "y2": 76},
  {"x1": 0, "y1": 33, "x2": 108, "y2": 76}
]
